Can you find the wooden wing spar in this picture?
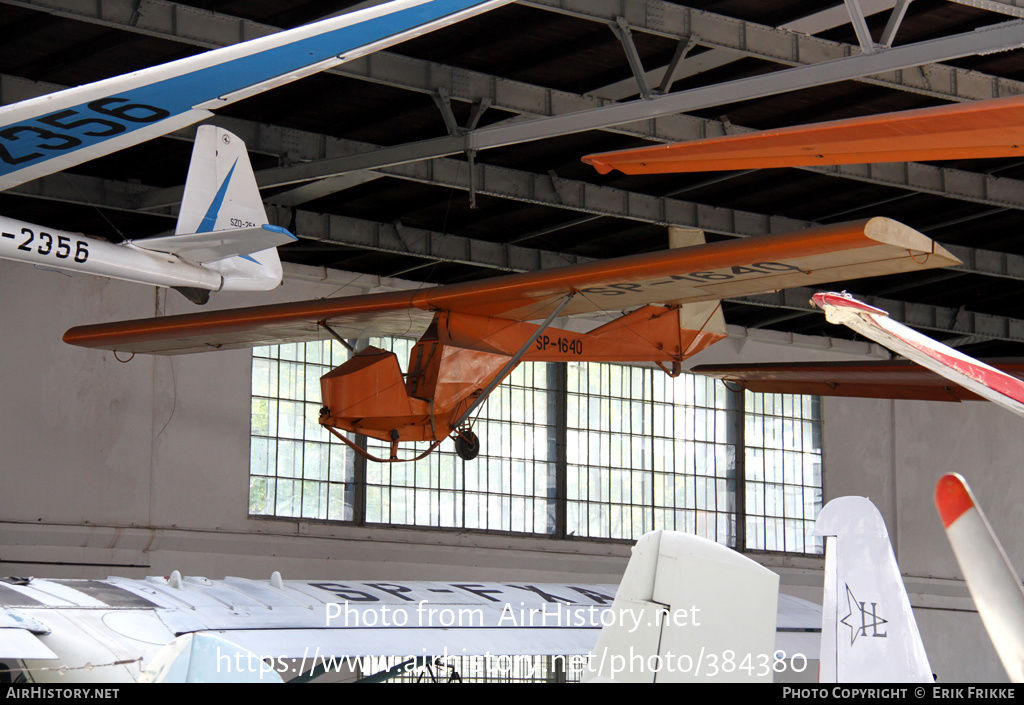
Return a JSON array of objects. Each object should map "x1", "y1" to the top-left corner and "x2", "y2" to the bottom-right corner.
[
  {"x1": 582, "y1": 94, "x2": 1024, "y2": 176},
  {"x1": 63, "y1": 218, "x2": 957, "y2": 462}
]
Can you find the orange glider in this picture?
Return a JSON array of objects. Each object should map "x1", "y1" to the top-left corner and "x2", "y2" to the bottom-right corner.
[
  {"x1": 582, "y1": 94, "x2": 1024, "y2": 175},
  {"x1": 64, "y1": 217, "x2": 957, "y2": 462}
]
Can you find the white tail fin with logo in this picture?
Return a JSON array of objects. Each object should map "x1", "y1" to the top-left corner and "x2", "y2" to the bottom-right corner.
[
  {"x1": 132, "y1": 125, "x2": 294, "y2": 301},
  {"x1": 815, "y1": 496, "x2": 933, "y2": 682}
]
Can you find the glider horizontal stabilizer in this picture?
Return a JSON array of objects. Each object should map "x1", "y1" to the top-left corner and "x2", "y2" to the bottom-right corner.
[{"x1": 133, "y1": 225, "x2": 296, "y2": 264}]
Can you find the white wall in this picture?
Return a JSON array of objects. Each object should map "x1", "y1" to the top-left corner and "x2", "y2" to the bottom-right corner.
[{"x1": 0, "y1": 258, "x2": 1017, "y2": 680}]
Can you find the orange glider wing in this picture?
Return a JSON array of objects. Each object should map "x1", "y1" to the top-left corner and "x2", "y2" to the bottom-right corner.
[
  {"x1": 63, "y1": 217, "x2": 958, "y2": 355},
  {"x1": 694, "y1": 359, "x2": 1024, "y2": 403},
  {"x1": 582, "y1": 94, "x2": 1024, "y2": 175}
]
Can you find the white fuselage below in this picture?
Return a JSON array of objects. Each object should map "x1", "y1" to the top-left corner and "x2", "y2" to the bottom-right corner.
[{"x1": 0, "y1": 216, "x2": 222, "y2": 291}]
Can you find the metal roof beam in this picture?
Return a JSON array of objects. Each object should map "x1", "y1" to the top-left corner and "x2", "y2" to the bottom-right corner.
[
  {"x1": 289, "y1": 211, "x2": 594, "y2": 273},
  {"x1": 0, "y1": 3, "x2": 723, "y2": 146},
  {"x1": 8, "y1": 172, "x2": 157, "y2": 215},
  {"x1": 11, "y1": 168, "x2": 1024, "y2": 286},
  {"x1": 879, "y1": 0, "x2": 913, "y2": 48},
  {"x1": 656, "y1": 34, "x2": 699, "y2": 95},
  {"x1": 133, "y1": 125, "x2": 812, "y2": 236},
  {"x1": 109, "y1": 113, "x2": 1024, "y2": 244},
  {"x1": 609, "y1": 17, "x2": 654, "y2": 100},
  {"x1": 0, "y1": 0, "x2": 274, "y2": 46},
  {"x1": 225, "y1": 21, "x2": 1024, "y2": 186},
  {"x1": 947, "y1": 0, "x2": 1024, "y2": 19},
  {"x1": 6, "y1": 5, "x2": 1024, "y2": 211},
  {"x1": 6, "y1": 69, "x2": 1024, "y2": 244},
  {"x1": 781, "y1": 0, "x2": 898, "y2": 35},
  {"x1": 10, "y1": 55, "x2": 1024, "y2": 215},
  {"x1": 8, "y1": 0, "x2": 1024, "y2": 105},
  {"x1": 7, "y1": 68, "x2": 1024, "y2": 216},
  {"x1": 520, "y1": 0, "x2": 1024, "y2": 102},
  {"x1": 595, "y1": 0, "x2": 900, "y2": 103},
  {"x1": 844, "y1": 0, "x2": 880, "y2": 54}
]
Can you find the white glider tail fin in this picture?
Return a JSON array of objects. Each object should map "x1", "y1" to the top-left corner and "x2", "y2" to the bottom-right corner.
[
  {"x1": 936, "y1": 473, "x2": 1024, "y2": 682},
  {"x1": 584, "y1": 530, "x2": 778, "y2": 682},
  {"x1": 814, "y1": 496, "x2": 933, "y2": 682},
  {"x1": 134, "y1": 126, "x2": 294, "y2": 296},
  {"x1": 175, "y1": 126, "x2": 267, "y2": 237}
]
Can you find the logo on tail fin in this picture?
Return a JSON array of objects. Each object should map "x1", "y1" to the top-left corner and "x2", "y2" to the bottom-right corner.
[{"x1": 840, "y1": 583, "x2": 889, "y2": 645}]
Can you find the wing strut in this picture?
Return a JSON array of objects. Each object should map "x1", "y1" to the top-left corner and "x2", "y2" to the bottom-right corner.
[
  {"x1": 318, "y1": 321, "x2": 355, "y2": 353},
  {"x1": 449, "y1": 292, "x2": 576, "y2": 430}
]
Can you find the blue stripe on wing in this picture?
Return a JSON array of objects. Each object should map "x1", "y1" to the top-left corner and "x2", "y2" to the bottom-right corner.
[{"x1": 0, "y1": 0, "x2": 493, "y2": 182}]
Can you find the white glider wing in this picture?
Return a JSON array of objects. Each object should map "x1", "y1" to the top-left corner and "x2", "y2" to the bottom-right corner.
[
  {"x1": 2, "y1": 546, "x2": 822, "y2": 682},
  {"x1": 0, "y1": 0, "x2": 511, "y2": 190},
  {"x1": 812, "y1": 292, "x2": 1024, "y2": 420}
]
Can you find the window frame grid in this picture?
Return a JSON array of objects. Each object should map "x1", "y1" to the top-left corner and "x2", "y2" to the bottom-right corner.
[
  {"x1": 250, "y1": 341, "x2": 357, "y2": 523},
  {"x1": 742, "y1": 392, "x2": 823, "y2": 554},
  {"x1": 249, "y1": 342, "x2": 823, "y2": 556}
]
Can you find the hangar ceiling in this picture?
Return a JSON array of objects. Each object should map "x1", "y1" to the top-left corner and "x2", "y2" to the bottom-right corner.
[{"x1": 4, "y1": 0, "x2": 1024, "y2": 356}]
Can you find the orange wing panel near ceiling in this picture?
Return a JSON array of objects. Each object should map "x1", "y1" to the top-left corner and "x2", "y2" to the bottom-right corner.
[{"x1": 582, "y1": 94, "x2": 1024, "y2": 175}]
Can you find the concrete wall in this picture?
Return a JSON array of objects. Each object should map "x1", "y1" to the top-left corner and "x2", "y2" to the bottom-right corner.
[{"x1": 0, "y1": 258, "x2": 1017, "y2": 681}]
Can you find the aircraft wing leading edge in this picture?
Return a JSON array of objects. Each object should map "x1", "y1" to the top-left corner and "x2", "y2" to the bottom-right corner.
[
  {"x1": 810, "y1": 292, "x2": 1024, "y2": 419},
  {"x1": 0, "y1": 0, "x2": 511, "y2": 190},
  {"x1": 62, "y1": 217, "x2": 959, "y2": 355},
  {"x1": 581, "y1": 94, "x2": 1024, "y2": 176}
]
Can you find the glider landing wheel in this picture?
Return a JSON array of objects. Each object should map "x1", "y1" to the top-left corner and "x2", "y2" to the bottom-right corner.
[{"x1": 455, "y1": 431, "x2": 480, "y2": 461}]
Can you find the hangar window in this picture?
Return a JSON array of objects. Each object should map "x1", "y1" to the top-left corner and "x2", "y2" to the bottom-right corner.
[
  {"x1": 249, "y1": 341, "x2": 356, "y2": 522},
  {"x1": 566, "y1": 363, "x2": 737, "y2": 544},
  {"x1": 248, "y1": 342, "x2": 822, "y2": 554},
  {"x1": 743, "y1": 392, "x2": 823, "y2": 553}
]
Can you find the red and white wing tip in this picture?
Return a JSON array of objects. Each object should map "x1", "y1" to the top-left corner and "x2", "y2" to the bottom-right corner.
[
  {"x1": 811, "y1": 291, "x2": 889, "y2": 316},
  {"x1": 935, "y1": 473, "x2": 977, "y2": 529}
]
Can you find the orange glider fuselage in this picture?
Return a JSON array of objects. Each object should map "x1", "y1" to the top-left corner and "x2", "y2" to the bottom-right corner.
[{"x1": 319, "y1": 305, "x2": 723, "y2": 444}]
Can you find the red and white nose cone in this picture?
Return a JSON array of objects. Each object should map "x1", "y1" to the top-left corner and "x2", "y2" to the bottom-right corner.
[{"x1": 935, "y1": 473, "x2": 977, "y2": 529}]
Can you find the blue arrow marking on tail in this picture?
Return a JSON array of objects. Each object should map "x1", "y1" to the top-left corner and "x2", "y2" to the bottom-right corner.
[{"x1": 199, "y1": 158, "x2": 238, "y2": 233}]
